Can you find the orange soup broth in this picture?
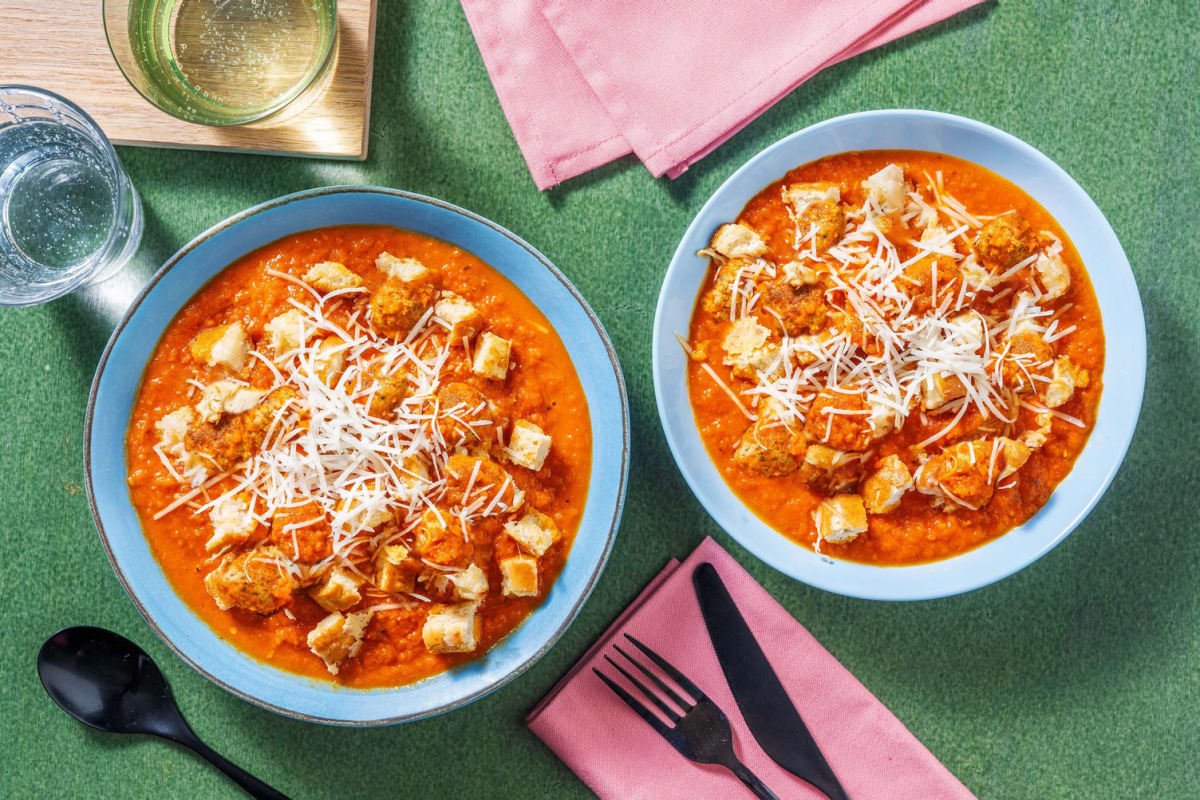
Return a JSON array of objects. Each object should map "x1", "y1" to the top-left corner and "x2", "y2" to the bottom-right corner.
[
  {"x1": 688, "y1": 151, "x2": 1104, "y2": 565},
  {"x1": 126, "y1": 226, "x2": 592, "y2": 686}
]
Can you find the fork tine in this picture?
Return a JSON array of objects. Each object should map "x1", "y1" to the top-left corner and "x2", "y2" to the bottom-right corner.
[
  {"x1": 593, "y1": 667, "x2": 673, "y2": 737},
  {"x1": 623, "y1": 634, "x2": 704, "y2": 701},
  {"x1": 612, "y1": 643, "x2": 693, "y2": 712},
  {"x1": 603, "y1": 654, "x2": 683, "y2": 722}
]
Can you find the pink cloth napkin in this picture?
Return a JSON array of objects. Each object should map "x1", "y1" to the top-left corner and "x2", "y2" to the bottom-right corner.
[
  {"x1": 459, "y1": 0, "x2": 985, "y2": 189},
  {"x1": 527, "y1": 538, "x2": 976, "y2": 799}
]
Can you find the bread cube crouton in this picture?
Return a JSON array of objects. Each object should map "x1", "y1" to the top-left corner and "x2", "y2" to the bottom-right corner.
[
  {"x1": 861, "y1": 455, "x2": 913, "y2": 514},
  {"x1": 734, "y1": 418, "x2": 799, "y2": 477},
  {"x1": 375, "y1": 252, "x2": 430, "y2": 281},
  {"x1": 722, "y1": 317, "x2": 780, "y2": 380},
  {"x1": 950, "y1": 312, "x2": 986, "y2": 350},
  {"x1": 334, "y1": 479, "x2": 393, "y2": 533},
  {"x1": 206, "y1": 494, "x2": 259, "y2": 552},
  {"x1": 304, "y1": 261, "x2": 363, "y2": 292},
  {"x1": 921, "y1": 372, "x2": 968, "y2": 412},
  {"x1": 205, "y1": 546, "x2": 298, "y2": 615},
  {"x1": 812, "y1": 495, "x2": 868, "y2": 544},
  {"x1": 782, "y1": 260, "x2": 820, "y2": 288},
  {"x1": 194, "y1": 380, "x2": 266, "y2": 423},
  {"x1": 156, "y1": 407, "x2": 195, "y2": 455},
  {"x1": 508, "y1": 419, "x2": 551, "y2": 471},
  {"x1": 307, "y1": 610, "x2": 370, "y2": 675},
  {"x1": 435, "y1": 291, "x2": 482, "y2": 342},
  {"x1": 312, "y1": 337, "x2": 346, "y2": 384},
  {"x1": 503, "y1": 509, "x2": 560, "y2": 557},
  {"x1": 472, "y1": 332, "x2": 512, "y2": 380},
  {"x1": 783, "y1": 181, "x2": 840, "y2": 209},
  {"x1": 782, "y1": 183, "x2": 844, "y2": 253},
  {"x1": 309, "y1": 567, "x2": 363, "y2": 612},
  {"x1": 1044, "y1": 357, "x2": 1089, "y2": 409},
  {"x1": 1035, "y1": 252, "x2": 1071, "y2": 300},
  {"x1": 711, "y1": 223, "x2": 768, "y2": 259},
  {"x1": 499, "y1": 556, "x2": 539, "y2": 597},
  {"x1": 422, "y1": 602, "x2": 481, "y2": 654},
  {"x1": 264, "y1": 309, "x2": 312, "y2": 355},
  {"x1": 1021, "y1": 410, "x2": 1053, "y2": 450},
  {"x1": 996, "y1": 436, "x2": 1032, "y2": 481},
  {"x1": 866, "y1": 392, "x2": 900, "y2": 439},
  {"x1": 862, "y1": 164, "x2": 907, "y2": 220},
  {"x1": 450, "y1": 563, "x2": 489, "y2": 601},
  {"x1": 189, "y1": 322, "x2": 251, "y2": 372},
  {"x1": 375, "y1": 545, "x2": 421, "y2": 594}
]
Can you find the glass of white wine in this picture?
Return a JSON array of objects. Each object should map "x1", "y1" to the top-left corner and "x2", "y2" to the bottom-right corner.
[{"x1": 103, "y1": 0, "x2": 338, "y2": 127}]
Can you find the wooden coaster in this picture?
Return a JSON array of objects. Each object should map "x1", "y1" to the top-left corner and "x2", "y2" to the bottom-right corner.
[{"x1": 0, "y1": 0, "x2": 377, "y2": 160}]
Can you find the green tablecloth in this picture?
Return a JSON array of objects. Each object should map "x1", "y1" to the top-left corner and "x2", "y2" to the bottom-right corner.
[{"x1": 3, "y1": 1, "x2": 1197, "y2": 797}]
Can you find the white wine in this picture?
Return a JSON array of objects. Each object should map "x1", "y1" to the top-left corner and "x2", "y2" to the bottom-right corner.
[{"x1": 126, "y1": 0, "x2": 337, "y2": 125}]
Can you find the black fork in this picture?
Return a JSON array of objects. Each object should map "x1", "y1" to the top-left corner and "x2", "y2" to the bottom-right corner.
[{"x1": 593, "y1": 633, "x2": 780, "y2": 800}]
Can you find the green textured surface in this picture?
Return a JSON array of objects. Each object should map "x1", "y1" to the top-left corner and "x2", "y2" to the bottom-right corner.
[{"x1": 2, "y1": 1, "x2": 1198, "y2": 797}]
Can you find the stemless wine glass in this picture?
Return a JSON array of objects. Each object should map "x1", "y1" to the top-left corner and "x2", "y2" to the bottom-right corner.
[
  {"x1": 103, "y1": 0, "x2": 339, "y2": 127},
  {"x1": 0, "y1": 86, "x2": 143, "y2": 307}
]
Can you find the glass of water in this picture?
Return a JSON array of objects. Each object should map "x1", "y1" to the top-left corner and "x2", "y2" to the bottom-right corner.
[{"x1": 0, "y1": 86, "x2": 143, "y2": 306}]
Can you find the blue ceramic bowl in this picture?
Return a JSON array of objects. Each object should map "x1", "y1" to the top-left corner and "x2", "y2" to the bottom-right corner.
[
  {"x1": 86, "y1": 187, "x2": 629, "y2": 724},
  {"x1": 653, "y1": 110, "x2": 1144, "y2": 600}
]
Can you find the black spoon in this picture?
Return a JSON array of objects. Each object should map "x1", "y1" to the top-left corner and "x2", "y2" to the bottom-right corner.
[{"x1": 37, "y1": 626, "x2": 290, "y2": 800}]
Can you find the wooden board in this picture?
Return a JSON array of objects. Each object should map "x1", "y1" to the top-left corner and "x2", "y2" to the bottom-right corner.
[{"x1": 0, "y1": 0, "x2": 377, "y2": 160}]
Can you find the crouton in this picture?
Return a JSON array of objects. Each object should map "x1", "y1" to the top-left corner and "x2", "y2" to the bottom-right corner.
[
  {"x1": 995, "y1": 437, "x2": 1031, "y2": 480},
  {"x1": 309, "y1": 567, "x2": 362, "y2": 612},
  {"x1": 206, "y1": 494, "x2": 259, "y2": 552},
  {"x1": 472, "y1": 332, "x2": 511, "y2": 380},
  {"x1": 304, "y1": 261, "x2": 363, "y2": 292},
  {"x1": 508, "y1": 419, "x2": 551, "y2": 471},
  {"x1": 862, "y1": 164, "x2": 907, "y2": 230},
  {"x1": 269, "y1": 500, "x2": 332, "y2": 563},
  {"x1": 413, "y1": 507, "x2": 474, "y2": 568},
  {"x1": 974, "y1": 212, "x2": 1035, "y2": 272},
  {"x1": 156, "y1": 407, "x2": 197, "y2": 467},
  {"x1": 761, "y1": 278, "x2": 828, "y2": 335},
  {"x1": 264, "y1": 309, "x2": 312, "y2": 355},
  {"x1": 204, "y1": 545, "x2": 297, "y2": 615},
  {"x1": 1035, "y1": 252, "x2": 1070, "y2": 300},
  {"x1": 189, "y1": 322, "x2": 251, "y2": 372},
  {"x1": 734, "y1": 416, "x2": 800, "y2": 477},
  {"x1": 861, "y1": 455, "x2": 913, "y2": 514},
  {"x1": 375, "y1": 545, "x2": 421, "y2": 594},
  {"x1": 334, "y1": 478, "x2": 393, "y2": 533},
  {"x1": 812, "y1": 495, "x2": 868, "y2": 544},
  {"x1": 796, "y1": 443, "x2": 861, "y2": 494},
  {"x1": 499, "y1": 556, "x2": 539, "y2": 597},
  {"x1": 866, "y1": 392, "x2": 901, "y2": 439},
  {"x1": 783, "y1": 182, "x2": 844, "y2": 253},
  {"x1": 1021, "y1": 411, "x2": 1053, "y2": 450},
  {"x1": 722, "y1": 317, "x2": 780, "y2": 380},
  {"x1": 782, "y1": 260, "x2": 820, "y2": 288},
  {"x1": 307, "y1": 610, "x2": 370, "y2": 674},
  {"x1": 804, "y1": 390, "x2": 874, "y2": 452},
  {"x1": 1044, "y1": 356, "x2": 1089, "y2": 409},
  {"x1": 950, "y1": 312, "x2": 986, "y2": 350},
  {"x1": 312, "y1": 337, "x2": 346, "y2": 384},
  {"x1": 435, "y1": 291, "x2": 482, "y2": 342},
  {"x1": 959, "y1": 254, "x2": 998, "y2": 292},
  {"x1": 194, "y1": 380, "x2": 265, "y2": 423},
  {"x1": 375, "y1": 252, "x2": 430, "y2": 281},
  {"x1": 502, "y1": 509, "x2": 560, "y2": 557},
  {"x1": 450, "y1": 563, "x2": 489, "y2": 601},
  {"x1": 422, "y1": 602, "x2": 480, "y2": 654},
  {"x1": 711, "y1": 223, "x2": 768, "y2": 259},
  {"x1": 921, "y1": 372, "x2": 968, "y2": 412}
]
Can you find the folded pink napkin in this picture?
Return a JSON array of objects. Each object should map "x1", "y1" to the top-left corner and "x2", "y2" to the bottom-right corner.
[
  {"x1": 459, "y1": 0, "x2": 984, "y2": 189},
  {"x1": 528, "y1": 538, "x2": 976, "y2": 799}
]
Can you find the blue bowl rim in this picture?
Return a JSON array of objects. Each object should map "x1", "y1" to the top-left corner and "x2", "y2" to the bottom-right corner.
[
  {"x1": 83, "y1": 185, "x2": 630, "y2": 724},
  {"x1": 651, "y1": 109, "x2": 1146, "y2": 600}
]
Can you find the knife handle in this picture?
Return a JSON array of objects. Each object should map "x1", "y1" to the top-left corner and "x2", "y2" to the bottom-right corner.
[{"x1": 723, "y1": 755, "x2": 781, "y2": 800}]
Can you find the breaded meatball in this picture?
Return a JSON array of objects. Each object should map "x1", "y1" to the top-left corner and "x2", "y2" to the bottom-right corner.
[
  {"x1": 435, "y1": 382, "x2": 500, "y2": 449},
  {"x1": 784, "y1": 182, "x2": 845, "y2": 253},
  {"x1": 797, "y1": 444, "x2": 864, "y2": 494},
  {"x1": 733, "y1": 418, "x2": 799, "y2": 477},
  {"x1": 803, "y1": 390, "x2": 874, "y2": 452},
  {"x1": 204, "y1": 545, "x2": 298, "y2": 615},
  {"x1": 701, "y1": 258, "x2": 754, "y2": 321},
  {"x1": 899, "y1": 254, "x2": 960, "y2": 313},
  {"x1": 186, "y1": 386, "x2": 300, "y2": 470},
  {"x1": 369, "y1": 271, "x2": 442, "y2": 340},
  {"x1": 412, "y1": 507, "x2": 474, "y2": 568},
  {"x1": 442, "y1": 454, "x2": 522, "y2": 509},
  {"x1": 974, "y1": 213, "x2": 1036, "y2": 272},
  {"x1": 269, "y1": 500, "x2": 332, "y2": 564},
  {"x1": 761, "y1": 278, "x2": 828, "y2": 335},
  {"x1": 994, "y1": 331, "x2": 1053, "y2": 391},
  {"x1": 368, "y1": 367, "x2": 411, "y2": 419},
  {"x1": 915, "y1": 440, "x2": 996, "y2": 510}
]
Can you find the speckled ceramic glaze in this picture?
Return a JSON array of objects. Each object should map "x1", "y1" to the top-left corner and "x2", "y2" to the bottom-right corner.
[
  {"x1": 653, "y1": 110, "x2": 1144, "y2": 600},
  {"x1": 86, "y1": 187, "x2": 629, "y2": 724}
]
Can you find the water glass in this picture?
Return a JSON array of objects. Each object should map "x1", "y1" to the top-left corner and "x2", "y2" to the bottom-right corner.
[{"x1": 0, "y1": 86, "x2": 143, "y2": 307}]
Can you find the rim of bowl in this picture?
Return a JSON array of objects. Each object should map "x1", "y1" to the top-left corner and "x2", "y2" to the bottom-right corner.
[
  {"x1": 652, "y1": 109, "x2": 1146, "y2": 601},
  {"x1": 84, "y1": 185, "x2": 630, "y2": 724}
]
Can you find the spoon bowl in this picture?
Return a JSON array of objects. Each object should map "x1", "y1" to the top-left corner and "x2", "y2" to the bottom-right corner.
[{"x1": 38, "y1": 626, "x2": 289, "y2": 799}]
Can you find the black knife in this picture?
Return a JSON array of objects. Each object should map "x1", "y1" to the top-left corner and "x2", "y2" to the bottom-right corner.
[{"x1": 693, "y1": 562, "x2": 850, "y2": 800}]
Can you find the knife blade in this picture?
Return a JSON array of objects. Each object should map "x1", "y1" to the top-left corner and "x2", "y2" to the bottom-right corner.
[{"x1": 693, "y1": 562, "x2": 850, "y2": 800}]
